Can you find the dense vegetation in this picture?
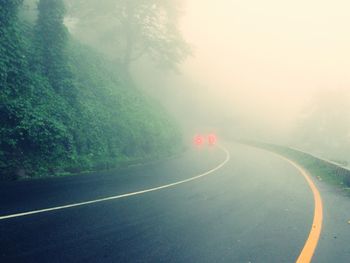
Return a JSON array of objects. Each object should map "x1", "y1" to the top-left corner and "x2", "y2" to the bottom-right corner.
[{"x1": 0, "y1": 0, "x2": 183, "y2": 180}]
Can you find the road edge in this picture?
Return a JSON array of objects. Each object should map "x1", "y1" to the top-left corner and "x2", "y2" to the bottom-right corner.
[
  {"x1": 244, "y1": 144, "x2": 323, "y2": 263},
  {"x1": 0, "y1": 145, "x2": 230, "y2": 221}
]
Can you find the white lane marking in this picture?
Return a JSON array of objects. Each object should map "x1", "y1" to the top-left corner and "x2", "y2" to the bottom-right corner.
[{"x1": 0, "y1": 146, "x2": 230, "y2": 220}]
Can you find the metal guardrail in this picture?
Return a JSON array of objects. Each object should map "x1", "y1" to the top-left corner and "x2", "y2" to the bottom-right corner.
[
  {"x1": 288, "y1": 146, "x2": 350, "y2": 172},
  {"x1": 278, "y1": 146, "x2": 350, "y2": 187},
  {"x1": 238, "y1": 139, "x2": 350, "y2": 187}
]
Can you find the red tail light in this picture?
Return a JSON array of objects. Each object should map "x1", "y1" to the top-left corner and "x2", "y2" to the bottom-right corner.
[
  {"x1": 194, "y1": 135, "x2": 204, "y2": 146},
  {"x1": 208, "y1": 134, "x2": 217, "y2": 145}
]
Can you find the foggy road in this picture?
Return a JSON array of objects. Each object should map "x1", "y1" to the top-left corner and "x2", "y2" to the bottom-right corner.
[
  {"x1": 4, "y1": 1, "x2": 350, "y2": 262},
  {"x1": 0, "y1": 142, "x2": 349, "y2": 262}
]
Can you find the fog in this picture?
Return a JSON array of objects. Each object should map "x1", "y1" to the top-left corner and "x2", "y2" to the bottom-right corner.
[
  {"x1": 183, "y1": 1, "x2": 349, "y2": 125},
  {"x1": 61, "y1": 0, "x2": 350, "y2": 164}
]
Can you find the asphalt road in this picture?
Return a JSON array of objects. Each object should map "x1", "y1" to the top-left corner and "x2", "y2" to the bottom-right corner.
[{"x1": 0, "y1": 142, "x2": 349, "y2": 262}]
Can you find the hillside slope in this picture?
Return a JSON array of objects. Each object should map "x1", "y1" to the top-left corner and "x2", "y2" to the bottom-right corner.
[{"x1": 0, "y1": 1, "x2": 182, "y2": 180}]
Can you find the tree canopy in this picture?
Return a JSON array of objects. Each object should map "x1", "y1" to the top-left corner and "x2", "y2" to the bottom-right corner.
[
  {"x1": 35, "y1": 0, "x2": 73, "y2": 96},
  {"x1": 65, "y1": 0, "x2": 191, "y2": 72}
]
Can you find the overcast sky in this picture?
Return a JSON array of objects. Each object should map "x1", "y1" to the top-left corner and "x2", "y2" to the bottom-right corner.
[{"x1": 179, "y1": 0, "x2": 350, "y2": 136}]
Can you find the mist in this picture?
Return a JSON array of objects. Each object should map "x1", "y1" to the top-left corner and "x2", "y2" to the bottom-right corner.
[
  {"x1": 136, "y1": 0, "x2": 350, "y2": 163},
  {"x1": 60, "y1": 0, "x2": 350, "y2": 164},
  {"x1": 186, "y1": 0, "x2": 350, "y2": 157}
]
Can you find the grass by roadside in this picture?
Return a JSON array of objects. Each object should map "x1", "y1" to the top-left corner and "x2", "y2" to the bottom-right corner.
[
  {"x1": 18, "y1": 147, "x2": 187, "y2": 181},
  {"x1": 240, "y1": 140, "x2": 350, "y2": 196}
]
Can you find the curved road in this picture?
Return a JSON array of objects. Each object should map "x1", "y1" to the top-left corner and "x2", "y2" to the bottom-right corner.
[{"x1": 0, "y1": 142, "x2": 349, "y2": 262}]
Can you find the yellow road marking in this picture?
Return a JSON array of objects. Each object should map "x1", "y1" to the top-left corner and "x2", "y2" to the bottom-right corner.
[
  {"x1": 244, "y1": 143, "x2": 324, "y2": 263},
  {"x1": 279, "y1": 157, "x2": 323, "y2": 263}
]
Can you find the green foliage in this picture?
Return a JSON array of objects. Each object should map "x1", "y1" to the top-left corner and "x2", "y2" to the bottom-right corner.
[
  {"x1": 35, "y1": 0, "x2": 73, "y2": 97},
  {"x1": 18, "y1": 0, "x2": 39, "y2": 24},
  {"x1": 66, "y1": 41, "x2": 182, "y2": 171},
  {"x1": 0, "y1": 0, "x2": 24, "y2": 26},
  {"x1": 0, "y1": 0, "x2": 28, "y2": 96},
  {"x1": 0, "y1": 1, "x2": 183, "y2": 180}
]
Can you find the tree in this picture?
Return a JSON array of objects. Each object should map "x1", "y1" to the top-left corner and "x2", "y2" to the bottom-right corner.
[
  {"x1": 18, "y1": 0, "x2": 40, "y2": 24},
  {"x1": 65, "y1": 0, "x2": 191, "y2": 74},
  {"x1": 0, "y1": 0, "x2": 25, "y2": 92},
  {"x1": 116, "y1": 0, "x2": 191, "y2": 70},
  {"x1": 0, "y1": 0, "x2": 23, "y2": 26},
  {"x1": 35, "y1": 0, "x2": 72, "y2": 95},
  {"x1": 0, "y1": 0, "x2": 29, "y2": 179}
]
